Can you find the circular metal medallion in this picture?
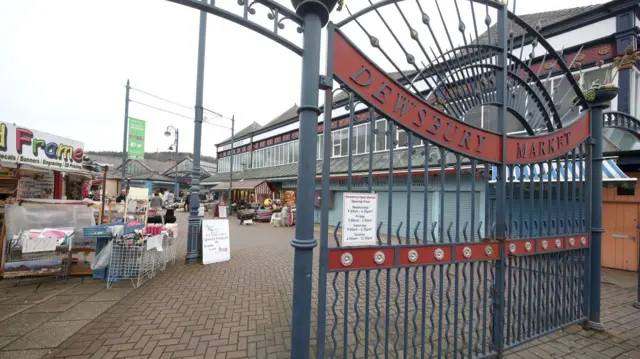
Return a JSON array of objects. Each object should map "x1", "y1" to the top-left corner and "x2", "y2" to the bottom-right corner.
[
  {"x1": 373, "y1": 251, "x2": 385, "y2": 265},
  {"x1": 462, "y1": 247, "x2": 472, "y2": 259},
  {"x1": 341, "y1": 252, "x2": 354, "y2": 267},
  {"x1": 569, "y1": 237, "x2": 576, "y2": 247},
  {"x1": 541, "y1": 240, "x2": 548, "y2": 249},
  {"x1": 555, "y1": 239, "x2": 562, "y2": 248},
  {"x1": 434, "y1": 248, "x2": 445, "y2": 261},
  {"x1": 485, "y1": 246, "x2": 493, "y2": 257},
  {"x1": 508, "y1": 243, "x2": 516, "y2": 254},
  {"x1": 408, "y1": 249, "x2": 419, "y2": 263},
  {"x1": 580, "y1": 236, "x2": 587, "y2": 245},
  {"x1": 525, "y1": 242, "x2": 532, "y2": 252}
]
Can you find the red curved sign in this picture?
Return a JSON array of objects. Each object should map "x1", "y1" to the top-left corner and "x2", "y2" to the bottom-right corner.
[{"x1": 331, "y1": 29, "x2": 590, "y2": 164}]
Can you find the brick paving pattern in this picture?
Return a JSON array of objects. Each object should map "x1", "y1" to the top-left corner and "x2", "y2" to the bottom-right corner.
[{"x1": 0, "y1": 213, "x2": 634, "y2": 358}]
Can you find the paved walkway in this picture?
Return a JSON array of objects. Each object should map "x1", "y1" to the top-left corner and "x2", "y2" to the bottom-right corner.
[{"x1": 1, "y1": 213, "x2": 639, "y2": 358}]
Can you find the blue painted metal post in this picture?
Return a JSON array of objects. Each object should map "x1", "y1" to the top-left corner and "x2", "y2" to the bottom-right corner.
[
  {"x1": 228, "y1": 116, "x2": 234, "y2": 216},
  {"x1": 587, "y1": 102, "x2": 608, "y2": 330},
  {"x1": 121, "y1": 79, "x2": 130, "y2": 194},
  {"x1": 492, "y1": 3, "x2": 509, "y2": 355},
  {"x1": 186, "y1": 1, "x2": 207, "y2": 264},
  {"x1": 174, "y1": 129, "x2": 179, "y2": 196},
  {"x1": 290, "y1": 1, "x2": 332, "y2": 358}
]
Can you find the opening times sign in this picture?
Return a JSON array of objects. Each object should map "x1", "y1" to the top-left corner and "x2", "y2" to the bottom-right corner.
[
  {"x1": 128, "y1": 117, "x2": 146, "y2": 160},
  {"x1": 342, "y1": 193, "x2": 378, "y2": 247}
]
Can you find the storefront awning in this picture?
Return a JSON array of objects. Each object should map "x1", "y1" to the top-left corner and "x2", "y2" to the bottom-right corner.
[
  {"x1": 213, "y1": 179, "x2": 268, "y2": 191},
  {"x1": 17, "y1": 163, "x2": 95, "y2": 178},
  {"x1": 489, "y1": 159, "x2": 637, "y2": 183}
]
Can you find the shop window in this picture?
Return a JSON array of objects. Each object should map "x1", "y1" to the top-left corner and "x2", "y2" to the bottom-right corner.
[
  {"x1": 375, "y1": 120, "x2": 387, "y2": 152},
  {"x1": 293, "y1": 140, "x2": 299, "y2": 162},
  {"x1": 617, "y1": 186, "x2": 635, "y2": 196},
  {"x1": 412, "y1": 133, "x2": 423, "y2": 147},
  {"x1": 340, "y1": 129, "x2": 348, "y2": 156},
  {"x1": 317, "y1": 134, "x2": 324, "y2": 160},
  {"x1": 397, "y1": 128, "x2": 408, "y2": 148},
  {"x1": 354, "y1": 124, "x2": 367, "y2": 154},
  {"x1": 333, "y1": 131, "x2": 341, "y2": 157}
]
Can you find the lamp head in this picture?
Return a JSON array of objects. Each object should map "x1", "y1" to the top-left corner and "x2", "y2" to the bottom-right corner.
[
  {"x1": 164, "y1": 130, "x2": 171, "y2": 137},
  {"x1": 169, "y1": 145, "x2": 173, "y2": 151}
]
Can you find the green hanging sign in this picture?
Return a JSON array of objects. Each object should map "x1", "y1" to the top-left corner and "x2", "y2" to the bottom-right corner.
[{"x1": 128, "y1": 117, "x2": 146, "y2": 160}]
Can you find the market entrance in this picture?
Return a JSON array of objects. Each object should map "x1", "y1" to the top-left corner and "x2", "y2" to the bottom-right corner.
[
  {"x1": 314, "y1": 1, "x2": 602, "y2": 357},
  {"x1": 168, "y1": 1, "x2": 607, "y2": 357}
]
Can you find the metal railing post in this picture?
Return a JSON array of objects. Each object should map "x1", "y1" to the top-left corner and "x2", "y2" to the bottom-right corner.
[
  {"x1": 289, "y1": 1, "x2": 332, "y2": 357},
  {"x1": 587, "y1": 102, "x2": 609, "y2": 330}
]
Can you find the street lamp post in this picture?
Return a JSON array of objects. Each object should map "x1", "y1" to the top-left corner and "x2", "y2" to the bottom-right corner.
[
  {"x1": 121, "y1": 80, "x2": 130, "y2": 195},
  {"x1": 164, "y1": 126, "x2": 180, "y2": 196},
  {"x1": 185, "y1": 1, "x2": 207, "y2": 265},
  {"x1": 228, "y1": 115, "x2": 234, "y2": 216}
]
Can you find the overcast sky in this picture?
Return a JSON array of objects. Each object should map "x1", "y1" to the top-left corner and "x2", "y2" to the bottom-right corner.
[{"x1": 0, "y1": 0, "x2": 605, "y2": 158}]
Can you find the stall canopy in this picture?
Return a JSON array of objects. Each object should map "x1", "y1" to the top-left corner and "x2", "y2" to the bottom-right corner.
[
  {"x1": 214, "y1": 179, "x2": 268, "y2": 191},
  {"x1": 489, "y1": 159, "x2": 637, "y2": 183}
]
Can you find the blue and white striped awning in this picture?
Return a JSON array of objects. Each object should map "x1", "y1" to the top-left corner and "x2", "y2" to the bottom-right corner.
[{"x1": 489, "y1": 159, "x2": 636, "y2": 183}]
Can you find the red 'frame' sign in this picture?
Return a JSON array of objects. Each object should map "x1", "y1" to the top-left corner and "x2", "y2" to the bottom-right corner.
[{"x1": 331, "y1": 29, "x2": 591, "y2": 164}]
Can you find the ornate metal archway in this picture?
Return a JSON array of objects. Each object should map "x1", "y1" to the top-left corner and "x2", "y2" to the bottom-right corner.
[
  {"x1": 315, "y1": 1, "x2": 606, "y2": 358},
  {"x1": 167, "y1": 1, "x2": 608, "y2": 358}
]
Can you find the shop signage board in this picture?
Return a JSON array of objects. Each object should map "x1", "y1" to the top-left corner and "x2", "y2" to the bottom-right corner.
[
  {"x1": 0, "y1": 122, "x2": 84, "y2": 170},
  {"x1": 128, "y1": 117, "x2": 146, "y2": 160},
  {"x1": 341, "y1": 193, "x2": 378, "y2": 247},
  {"x1": 202, "y1": 219, "x2": 231, "y2": 264},
  {"x1": 219, "y1": 205, "x2": 227, "y2": 218}
]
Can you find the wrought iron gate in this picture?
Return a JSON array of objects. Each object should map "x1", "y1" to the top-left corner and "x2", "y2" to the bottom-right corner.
[
  {"x1": 315, "y1": 1, "x2": 597, "y2": 357},
  {"x1": 168, "y1": 1, "x2": 605, "y2": 357}
]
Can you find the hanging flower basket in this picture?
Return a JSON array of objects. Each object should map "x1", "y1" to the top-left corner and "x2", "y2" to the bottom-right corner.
[{"x1": 573, "y1": 83, "x2": 619, "y2": 107}]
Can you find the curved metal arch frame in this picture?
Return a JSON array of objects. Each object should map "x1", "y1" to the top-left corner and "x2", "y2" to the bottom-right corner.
[
  {"x1": 421, "y1": 62, "x2": 551, "y2": 135},
  {"x1": 335, "y1": 0, "x2": 587, "y2": 137},
  {"x1": 506, "y1": 9, "x2": 588, "y2": 108},
  {"x1": 421, "y1": 44, "x2": 562, "y2": 131},
  {"x1": 166, "y1": 0, "x2": 304, "y2": 56}
]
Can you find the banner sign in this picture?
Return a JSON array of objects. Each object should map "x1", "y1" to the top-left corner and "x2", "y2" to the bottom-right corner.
[
  {"x1": 342, "y1": 193, "x2": 378, "y2": 247},
  {"x1": 202, "y1": 219, "x2": 231, "y2": 264},
  {"x1": 128, "y1": 117, "x2": 146, "y2": 160},
  {"x1": 0, "y1": 122, "x2": 84, "y2": 170}
]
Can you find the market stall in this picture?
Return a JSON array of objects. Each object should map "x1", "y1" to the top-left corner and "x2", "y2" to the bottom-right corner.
[
  {"x1": 213, "y1": 179, "x2": 272, "y2": 206},
  {"x1": 1, "y1": 199, "x2": 96, "y2": 279}
]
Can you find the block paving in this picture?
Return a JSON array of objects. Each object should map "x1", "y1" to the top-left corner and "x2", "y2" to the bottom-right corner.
[{"x1": 0, "y1": 213, "x2": 639, "y2": 358}]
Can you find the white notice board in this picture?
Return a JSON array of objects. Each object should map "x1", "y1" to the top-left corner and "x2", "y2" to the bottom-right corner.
[
  {"x1": 341, "y1": 193, "x2": 378, "y2": 247},
  {"x1": 219, "y1": 206, "x2": 227, "y2": 218},
  {"x1": 202, "y1": 219, "x2": 231, "y2": 264}
]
